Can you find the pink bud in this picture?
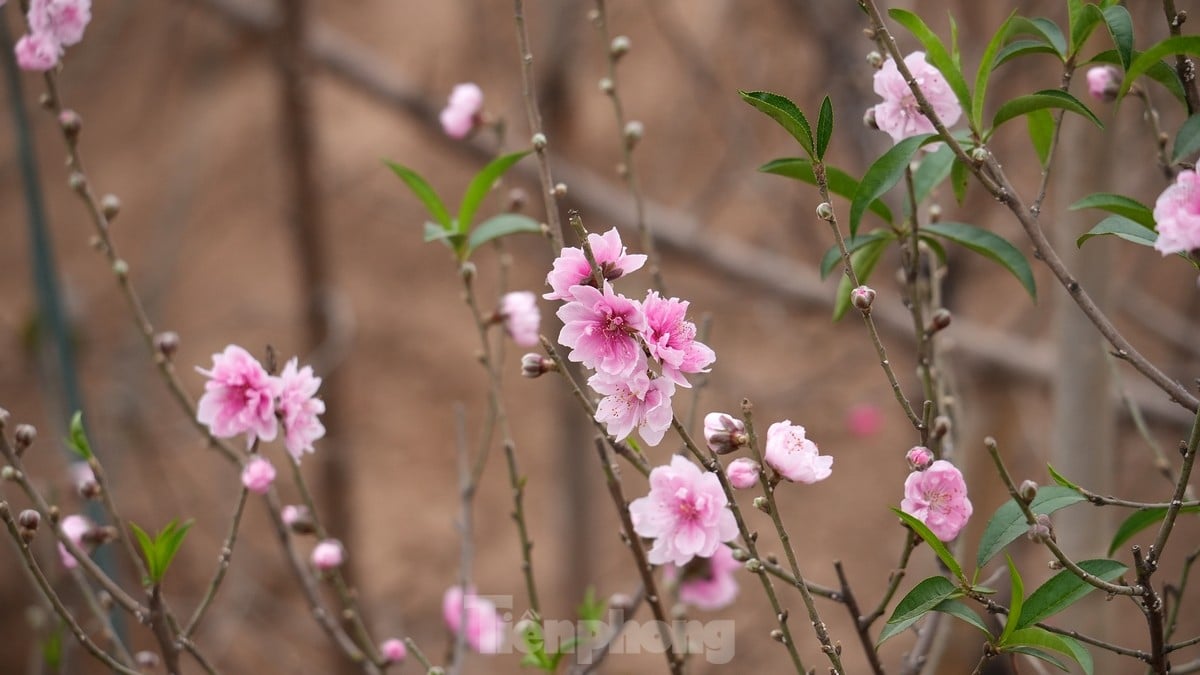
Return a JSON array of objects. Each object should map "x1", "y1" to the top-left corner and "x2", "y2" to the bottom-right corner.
[
  {"x1": 726, "y1": 458, "x2": 761, "y2": 490},
  {"x1": 14, "y1": 32, "x2": 61, "y2": 72},
  {"x1": 240, "y1": 456, "x2": 276, "y2": 495},
  {"x1": 380, "y1": 638, "x2": 407, "y2": 663},
  {"x1": 845, "y1": 403, "x2": 883, "y2": 438},
  {"x1": 703, "y1": 412, "x2": 746, "y2": 455},
  {"x1": 1086, "y1": 66, "x2": 1121, "y2": 103},
  {"x1": 906, "y1": 446, "x2": 933, "y2": 471},
  {"x1": 850, "y1": 285, "x2": 876, "y2": 311},
  {"x1": 311, "y1": 539, "x2": 345, "y2": 571}
]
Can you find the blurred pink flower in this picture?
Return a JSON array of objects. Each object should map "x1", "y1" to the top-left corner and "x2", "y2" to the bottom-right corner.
[
  {"x1": 667, "y1": 545, "x2": 741, "y2": 611},
  {"x1": 196, "y1": 345, "x2": 280, "y2": 448},
  {"x1": 640, "y1": 291, "x2": 715, "y2": 387},
  {"x1": 1153, "y1": 169, "x2": 1200, "y2": 255},
  {"x1": 557, "y1": 282, "x2": 646, "y2": 377},
  {"x1": 725, "y1": 458, "x2": 760, "y2": 490},
  {"x1": 311, "y1": 539, "x2": 345, "y2": 571},
  {"x1": 440, "y1": 83, "x2": 483, "y2": 139},
  {"x1": 28, "y1": 0, "x2": 91, "y2": 46},
  {"x1": 845, "y1": 403, "x2": 883, "y2": 438},
  {"x1": 443, "y1": 586, "x2": 505, "y2": 654},
  {"x1": 57, "y1": 514, "x2": 91, "y2": 569},
  {"x1": 629, "y1": 455, "x2": 737, "y2": 566},
  {"x1": 500, "y1": 291, "x2": 541, "y2": 347},
  {"x1": 871, "y1": 52, "x2": 961, "y2": 144},
  {"x1": 14, "y1": 32, "x2": 60, "y2": 71},
  {"x1": 901, "y1": 459, "x2": 973, "y2": 541},
  {"x1": 764, "y1": 421, "x2": 832, "y2": 484},
  {"x1": 906, "y1": 446, "x2": 933, "y2": 471},
  {"x1": 380, "y1": 638, "x2": 407, "y2": 663},
  {"x1": 278, "y1": 358, "x2": 325, "y2": 461},
  {"x1": 1086, "y1": 65, "x2": 1120, "y2": 103},
  {"x1": 543, "y1": 228, "x2": 646, "y2": 301},
  {"x1": 240, "y1": 456, "x2": 276, "y2": 495},
  {"x1": 281, "y1": 504, "x2": 309, "y2": 527},
  {"x1": 589, "y1": 366, "x2": 675, "y2": 446}
]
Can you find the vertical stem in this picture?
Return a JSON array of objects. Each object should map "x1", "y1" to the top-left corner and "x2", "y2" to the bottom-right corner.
[{"x1": 513, "y1": 0, "x2": 565, "y2": 250}]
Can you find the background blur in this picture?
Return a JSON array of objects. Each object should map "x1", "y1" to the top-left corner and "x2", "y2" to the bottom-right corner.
[{"x1": 2, "y1": 0, "x2": 1199, "y2": 673}]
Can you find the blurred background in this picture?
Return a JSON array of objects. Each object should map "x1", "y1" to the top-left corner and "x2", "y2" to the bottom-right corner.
[{"x1": 1, "y1": 0, "x2": 1199, "y2": 672}]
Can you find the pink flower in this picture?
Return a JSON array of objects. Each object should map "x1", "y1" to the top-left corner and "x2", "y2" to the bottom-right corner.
[
  {"x1": 14, "y1": 32, "x2": 60, "y2": 71},
  {"x1": 380, "y1": 638, "x2": 407, "y2": 663},
  {"x1": 440, "y1": 82, "x2": 483, "y2": 139},
  {"x1": 589, "y1": 367, "x2": 675, "y2": 446},
  {"x1": 500, "y1": 291, "x2": 540, "y2": 347},
  {"x1": 28, "y1": 0, "x2": 91, "y2": 46},
  {"x1": 57, "y1": 514, "x2": 92, "y2": 569},
  {"x1": 543, "y1": 228, "x2": 647, "y2": 301},
  {"x1": 277, "y1": 358, "x2": 325, "y2": 461},
  {"x1": 629, "y1": 455, "x2": 738, "y2": 566},
  {"x1": 1153, "y1": 170, "x2": 1200, "y2": 255},
  {"x1": 440, "y1": 107, "x2": 475, "y2": 139},
  {"x1": 443, "y1": 586, "x2": 505, "y2": 654},
  {"x1": 764, "y1": 421, "x2": 832, "y2": 484},
  {"x1": 871, "y1": 52, "x2": 962, "y2": 144},
  {"x1": 906, "y1": 446, "x2": 933, "y2": 471},
  {"x1": 703, "y1": 412, "x2": 746, "y2": 455},
  {"x1": 901, "y1": 459, "x2": 973, "y2": 541},
  {"x1": 69, "y1": 462, "x2": 95, "y2": 491},
  {"x1": 845, "y1": 403, "x2": 883, "y2": 438},
  {"x1": 557, "y1": 283, "x2": 646, "y2": 377},
  {"x1": 448, "y1": 83, "x2": 483, "y2": 114},
  {"x1": 311, "y1": 539, "x2": 345, "y2": 571},
  {"x1": 666, "y1": 545, "x2": 741, "y2": 611},
  {"x1": 281, "y1": 504, "x2": 309, "y2": 527},
  {"x1": 640, "y1": 292, "x2": 715, "y2": 387},
  {"x1": 196, "y1": 345, "x2": 280, "y2": 448},
  {"x1": 240, "y1": 456, "x2": 276, "y2": 494},
  {"x1": 726, "y1": 458, "x2": 760, "y2": 490},
  {"x1": 1086, "y1": 65, "x2": 1120, "y2": 103}
]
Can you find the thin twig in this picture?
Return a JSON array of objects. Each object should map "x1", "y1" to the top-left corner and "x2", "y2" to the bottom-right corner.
[
  {"x1": 183, "y1": 488, "x2": 250, "y2": 638},
  {"x1": 834, "y1": 561, "x2": 886, "y2": 675},
  {"x1": 1162, "y1": 0, "x2": 1200, "y2": 114},
  {"x1": 513, "y1": 0, "x2": 565, "y2": 250}
]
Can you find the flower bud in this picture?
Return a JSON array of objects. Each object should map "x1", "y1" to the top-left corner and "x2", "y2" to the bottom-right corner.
[
  {"x1": 531, "y1": 132, "x2": 548, "y2": 150},
  {"x1": 610, "y1": 35, "x2": 631, "y2": 58},
  {"x1": 863, "y1": 108, "x2": 878, "y2": 130},
  {"x1": 599, "y1": 77, "x2": 615, "y2": 94},
  {"x1": 282, "y1": 504, "x2": 315, "y2": 535},
  {"x1": 521, "y1": 353, "x2": 555, "y2": 378},
  {"x1": 928, "y1": 204, "x2": 942, "y2": 222},
  {"x1": 1086, "y1": 65, "x2": 1121, "y2": 103},
  {"x1": 1018, "y1": 480, "x2": 1038, "y2": 503},
  {"x1": 154, "y1": 331, "x2": 180, "y2": 359},
  {"x1": 850, "y1": 285, "x2": 876, "y2": 311},
  {"x1": 770, "y1": 629, "x2": 786, "y2": 643},
  {"x1": 311, "y1": 539, "x2": 345, "y2": 571},
  {"x1": 730, "y1": 547, "x2": 748, "y2": 561},
  {"x1": 971, "y1": 146, "x2": 989, "y2": 163},
  {"x1": 906, "y1": 446, "x2": 933, "y2": 471},
  {"x1": 508, "y1": 188, "x2": 528, "y2": 212},
  {"x1": 58, "y1": 110, "x2": 81, "y2": 139},
  {"x1": 703, "y1": 413, "x2": 747, "y2": 455},
  {"x1": 928, "y1": 308, "x2": 952, "y2": 333},
  {"x1": 815, "y1": 202, "x2": 834, "y2": 221},
  {"x1": 1, "y1": 466, "x2": 17, "y2": 481},
  {"x1": 18, "y1": 509, "x2": 40, "y2": 532},
  {"x1": 552, "y1": 182, "x2": 568, "y2": 198},
  {"x1": 744, "y1": 558, "x2": 764, "y2": 573},
  {"x1": 726, "y1": 458, "x2": 761, "y2": 490},
  {"x1": 608, "y1": 592, "x2": 634, "y2": 610},
  {"x1": 112, "y1": 259, "x2": 129, "y2": 279},
  {"x1": 623, "y1": 120, "x2": 643, "y2": 149},
  {"x1": 752, "y1": 496, "x2": 770, "y2": 513},
  {"x1": 68, "y1": 171, "x2": 86, "y2": 193},
  {"x1": 100, "y1": 194, "x2": 121, "y2": 221},
  {"x1": 14, "y1": 424, "x2": 37, "y2": 454},
  {"x1": 866, "y1": 50, "x2": 884, "y2": 68},
  {"x1": 135, "y1": 652, "x2": 160, "y2": 669}
]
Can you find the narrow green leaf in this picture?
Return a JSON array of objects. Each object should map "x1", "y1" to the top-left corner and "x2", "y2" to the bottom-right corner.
[
  {"x1": 385, "y1": 161, "x2": 452, "y2": 229},
  {"x1": 1173, "y1": 113, "x2": 1200, "y2": 163},
  {"x1": 833, "y1": 237, "x2": 889, "y2": 321},
  {"x1": 1121, "y1": 36, "x2": 1200, "y2": 99},
  {"x1": 850, "y1": 134, "x2": 935, "y2": 237},
  {"x1": 1000, "y1": 555, "x2": 1024, "y2": 643},
  {"x1": 1109, "y1": 505, "x2": 1200, "y2": 556},
  {"x1": 40, "y1": 627, "x2": 63, "y2": 670},
  {"x1": 67, "y1": 411, "x2": 93, "y2": 460},
  {"x1": 816, "y1": 95, "x2": 833, "y2": 160},
  {"x1": 950, "y1": 157, "x2": 969, "y2": 204},
  {"x1": 1102, "y1": 5, "x2": 1134, "y2": 70},
  {"x1": 995, "y1": 40, "x2": 1061, "y2": 69},
  {"x1": 973, "y1": 13, "x2": 1018, "y2": 132},
  {"x1": 820, "y1": 230, "x2": 895, "y2": 280},
  {"x1": 1026, "y1": 108, "x2": 1055, "y2": 167},
  {"x1": 129, "y1": 522, "x2": 155, "y2": 581},
  {"x1": 992, "y1": 90, "x2": 1102, "y2": 133},
  {"x1": 1076, "y1": 215, "x2": 1157, "y2": 248},
  {"x1": 458, "y1": 150, "x2": 531, "y2": 236},
  {"x1": 1017, "y1": 559, "x2": 1127, "y2": 629},
  {"x1": 577, "y1": 587, "x2": 606, "y2": 623},
  {"x1": 912, "y1": 144, "x2": 955, "y2": 208},
  {"x1": 1069, "y1": 1, "x2": 1105, "y2": 57},
  {"x1": 740, "y1": 91, "x2": 814, "y2": 157},
  {"x1": 1004, "y1": 627, "x2": 1093, "y2": 674},
  {"x1": 877, "y1": 576, "x2": 960, "y2": 645},
  {"x1": 423, "y1": 222, "x2": 458, "y2": 245},
  {"x1": 1046, "y1": 464, "x2": 1080, "y2": 490},
  {"x1": 888, "y1": 9, "x2": 972, "y2": 116},
  {"x1": 759, "y1": 158, "x2": 893, "y2": 223},
  {"x1": 1008, "y1": 17, "x2": 1067, "y2": 58},
  {"x1": 1090, "y1": 49, "x2": 1186, "y2": 104},
  {"x1": 1004, "y1": 645, "x2": 1071, "y2": 672},
  {"x1": 922, "y1": 222, "x2": 1037, "y2": 299},
  {"x1": 892, "y1": 508, "x2": 966, "y2": 583},
  {"x1": 466, "y1": 214, "x2": 541, "y2": 255},
  {"x1": 1069, "y1": 193, "x2": 1154, "y2": 229},
  {"x1": 976, "y1": 486, "x2": 1086, "y2": 568},
  {"x1": 932, "y1": 598, "x2": 992, "y2": 637}
]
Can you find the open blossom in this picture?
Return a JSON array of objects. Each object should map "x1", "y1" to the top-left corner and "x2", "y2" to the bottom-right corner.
[
  {"x1": 14, "y1": 32, "x2": 60, "y2": 71},
  {"x1": 196, "y1": 345, "x2": 280, "y2": 448},
  {"x1": 557, "y1": 283, "x2": 646, "y2": 377},
  {"x1": 58, "y1": 514, "x2": 92, "y2": 569},
  {"x1": 726, "y1": 458, "x2": 760, "y2": 489},
  {"x1": 666, "y1": 545, "x2": 740, "y2": 611},
  {"x1": 1153, "y1": 169, "x2": 1200, "y2": 255},
  {"x1": 443, "y1": 586, "x2": 505, "y2": 654},
  {"x1": 1086, "y1": 65, "x2": 1120, "y2": 103},
  {"x1": 311, "y1": 539, "x2": 345, "y2": 570},
  {"x1": 589, "y1": 366, "x2": 675, "y2": 446},
  {"x1": 872, "y1": 51, "x2": 962, "y2": 144},
  {"x1": 29, "y1": 0, "x2": 91, "y2": 46},
  {"x1": 240, "y1": 456, "x2": 276, "y2": 494},
  {"x1": 640, "y1": 291, "x2": 715, "y2": 387},
  {"x1": 440, "y1": 82, "x2": 484, "y2": 139},
  {"x1": 629, "y1": 455, "x2": 738, "y2": 566},
  {"x1": 764, "y1": 421, "x2": 832, "y2": 484},
  {"x1": 543, "y1": 228, "x2": 647, "y2": 301},
  {"x1": 500, "y1": 291, "x2": 540, "y2": 347},
  {"x1": 901, "y1": 459, "x2": 973, "y2": 541},
  {"x1": 277, "y1": 358, "x2": 326, "y2": 460}
]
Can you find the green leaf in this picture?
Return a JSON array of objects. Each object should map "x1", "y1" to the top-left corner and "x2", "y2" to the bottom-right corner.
[
  {"x1": 385, "y1": 161, "x2": 452, "y2": 230},
  {"x1": 130, "y1": 519, "x2": 193, "y2": 584},
  {"x1": 1121, "y1": 36, "x2": 1200, "y2": 99},
  {"x1": 1102, "y1": 5, "x2": 1134, "y2": 70},
  {"x1": 1076, "y1": 215, "x2": 1157, "y2": 248},
  {"x1": 995, "y1": 40, "x2": 1062, "y2": 69},
  {"x1": 1046, "y1": 464, "x2": 1080, "y2": 490},
  {"x1": 740, "y1": 91, "x2": 814, "y2": 157},
  {"x1": 1090, "y1": 49, "x2": 1186, "y2": 104},
  {"x1": 922, "y1": 222, "x2": 1037, "y2": 299},
  {"x1": 466, "y1": 214, "x2": 541, "y2": 255},
  {"x1": 130, "y1": 522, "x2": 154, "y2": 580},
  {"x1": 912, "y1": 144, "x2": 956, "y2": 209},
  {"x1": 892, "y1": 507, "x2": 966, "y2": 583},
  {"x1": 820, "y1": 230, "x2": 896, "y2": 280},
  {"x1": 1173, "y1": 113, "x2": 1200, "y2": 163},
  {"x1": 457, "y1": 150, "x2": 531, "y2": 236},
  {"x1": 40, "y1": 626, "x2": 63, "y2": 670},
  {"x1": 973, "y1": 13, "x2": 1018, "y2": 132},
  {"x1": 877, "y1": 576, "x2": 960, "y2": 645},
  {"x1": 1026, "y1": 108, "x2": 1055, "y2": 167},
  {"x1": 932, "y1": 598, "x2": 992, "y2": 637},
  {"x1": 1007, "y1": 17, "x2": 1067, "y2": 58},
  {"x1": 67, "y1": 411, "x2": 93, "y2": 460},
  {"x1": 833, "y1": 237, "x2": 889, "y2": 321},
  {"x1": 1000, "y1": 555, "x2": 1024, "y2": 643},
  {"x1": 888, "y1": 9, "x2": 973, "y2": 117},
  {"x1": 816, "y1": 95, "x2": 833, "y2": 160},
  {"x1": 1018, "y1": 559, "x2": 1128, "y2": 629},
  {"x1": 759, "y1": 158, "x2": 893, "y2": 224},
  {"x1": 423, "y1": 221, "x2": 458, "y2": 245},
  {"x1": 950, "y1": 157, "x2": 970, "y2": 204},
  {"x1": 976, "y1": 486, "x2": 1086, "y2": 568},
  {"x1": 1069, "y1": 193, "x2": 1154, "y2": 229},
  {"x1": 850, "y1": 134, "x2": 935, "y2": 237},
  {"x1": 1005, "y1": 645, "x2": 1071, "y2": 672},
  {"x1": 577, "y1": 586, "x2": 607, "y2": 623},
  {"x1": 1109, "y1": 505, "x2": 1200, "y2": 556},
  {"x1": 1004, "y1": 627, "x2": 1093, "y2": 674},
  {"x1": 992, "y1": 90, "x2": 1102, "y2": 133},
  {"x1": 1068, "y1": 1, "x2": 1105, "y2": 57}
]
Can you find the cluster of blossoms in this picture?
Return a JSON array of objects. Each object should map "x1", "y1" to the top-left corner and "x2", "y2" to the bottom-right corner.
[
  {"x1": 443, "y1": 586, "x2": 505, "y2": 653},
  {"x1": 440, "y1": 83, "x2": 484, "y2": 139},
  {"x1": 869, "y1": 51, "x2": 961, "y2": 144},
  {"x1": 13, "y1": 0, "x2": 91, "y2": 72},
  {"x1": 900, "y1": 447, "x2": 972, "y2": 542},
  {"x1": 1152, "y1": 169, "x2": 1200, "y2": 256}
]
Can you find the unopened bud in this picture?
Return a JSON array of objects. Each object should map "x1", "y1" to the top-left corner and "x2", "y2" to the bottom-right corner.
[
  {"x1": 100, "y1": 194, "x2": 121, "y2": 220},
  {"x1": 18, "y1": 509, "x2": 40, "y2": 532},
  {"x1": 971, "y1": 146, "x2": 989, "y2": 163},
  {"x1": 1018, "y1": 480, "x2": 1039, "y2": 503},
  {"x1": 815, "y1": 202, "x2": 834, "y2": 221},
  {"x1": 753, "y1": 496, "x2": 770, "y2": 513},
  {"x1": 1034, "y1": 513, "x2": 1055, "y2": 542},
  {"x1": 866, "y1": 51, "x2": 884, "y2": 68},
  {"x1": 703, "y1": 413, "x2": 747, "y2": 455},
  {"x1": 928, "y1": 308, "x2": 952, "y2": 333},
  {"x1": 929, "y1": 204, "x2": 942, "y2": 222},
  {"x1": 730, "y1": 547, "x2": 749, "y2": 562},
  {"x1": 282, "y1": 504, "x2": 315, "y2": 535},
  {"x1": 608, "y1": 592, "x2": 634, "y2": 611},
  {"x1": 14, "y1": 424, "x2": 36, "y2": 454},
  {"x1": 1048, "y1": 559, "x2": 1063, "y2": 570},
  {"x1": 531, "y1": 132, "x2": 547, "y2": 150},
  {"x1": 68, "y1": 172, "x2": 86, "y2": 193},
  {"x1": 726, "y1": 458, "x2": 760, "y2": 489},
  {"x1": 599, "y1": 77, "x2": 614, "y2": 95},
  {"x1": 610, "y1": 35, "x2": 631, "y2": 58},
  {"x1": 459, "y1": 261, "x2": 476, "y2": 281},
  {"x1": 552, "y1": 183, "x2": 568, "y2": 198},
  {"x1": 850, "y1": 285, "x2": 876, "y2": 311},
  {"x1": 521, "y1": 353, "x2": 556, "y2": 378},
  {"x1": 135, "y1": 651, "x2": 160, "y2": 669},
  {"x1": 906, "y1": 446, "x2": 933, "y2": 471},
  {"x1": 58, "y1": 110, "x2": 81, "y2": 139},
  {"x1": 744, "y1": 558, "x2": 764, "y2": 573},
  {"x1": 770, "y1": 629, "x2": 786, "y2": 643},
  {"x1": 154, "y1": 331, "x2": 180, "y2": 359},
  {"x1": 112, "y1": 259, "x2": 129, "y2": 279},
  {"x1": 1085, "y1": 65, "x2": 1122, "y2": 103},
  {"x1": 863, "y1": 108, "x2": 878, "y2": 130},
  {"x1": 508, "y1": 188, "x2": 528, "y2": 212},
  {"x1": 1, "y1": 466, "x2": 16, "y2": 481},
  {"x1": 623, "y1": 120, "x2": 643, "y2": 148},
  {"x1": 79, "y1": 480, "x2": 102, "y2": 500},
  {"x1": 85, "y1": 526, "x2": 118, "y2": 546}
]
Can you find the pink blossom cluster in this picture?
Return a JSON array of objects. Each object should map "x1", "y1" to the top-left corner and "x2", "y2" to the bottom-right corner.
[
  {"x1": 57, "y1": 514, "x2": 92, "y2": 569},
  {"x1": 443, "y1": 586, "x2": 505, "y2": 653},
  {"x1": 900, "y1": 458, "x2": 972, "y2": 541},
  {"x1": 870, "y1": 51, "x2": 961, "y2": 144},
  {"x1": 440, "y1": 83, "x2": 484, "y2": 139},
  {"x1": 548, "y1": 228, "x2": 714, "y2": 446},
  {"x1": 14, "y1": 0, "x2": 91, "y2": 72},
  {"x1": 196, "y1": 345, "x2": 326, "y2": 461},
  {"x1": 1153, "y1": 169, "x2": 1200, "y2": 256}
]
